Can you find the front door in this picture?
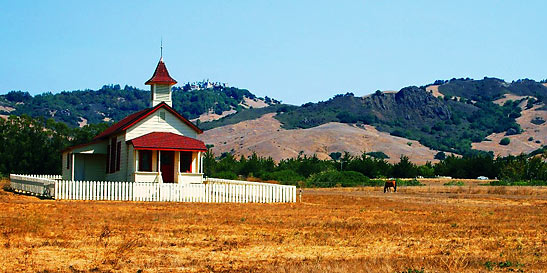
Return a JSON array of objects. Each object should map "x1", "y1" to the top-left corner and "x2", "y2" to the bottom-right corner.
[{"x1": 160, "y1": 151, "x2": 175, "y2": 183}]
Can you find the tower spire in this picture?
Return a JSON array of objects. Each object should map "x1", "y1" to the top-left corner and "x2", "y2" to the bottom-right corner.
[{"x1": 160, "y1": 37, "x2": 163, "y2": 61}]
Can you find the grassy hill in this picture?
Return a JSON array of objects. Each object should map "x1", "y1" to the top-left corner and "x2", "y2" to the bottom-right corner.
[
  {"x1": 201, "y1": 78, "x2": 546, "y2": 155},
  {"x1": 436, "y1": 77, "x2": 546, "y2": 102},
  {"x1": 2, "y1": 77, "x2": 546, "y2": 157}
]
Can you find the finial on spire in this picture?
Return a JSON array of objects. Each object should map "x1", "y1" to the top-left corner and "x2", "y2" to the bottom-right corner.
[{"x1": 160, "y1": 37, "x2": 163, "y2": 61}]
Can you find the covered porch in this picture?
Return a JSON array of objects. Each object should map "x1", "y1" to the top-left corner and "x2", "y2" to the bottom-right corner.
[{"x1": 129, "y1": 132, "x2": 207, "y2": 184}]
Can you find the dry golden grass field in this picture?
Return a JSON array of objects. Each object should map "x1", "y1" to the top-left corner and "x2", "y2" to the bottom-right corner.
[{"x1": 1, "y1": 178, "x2": 546, "y2": 273}]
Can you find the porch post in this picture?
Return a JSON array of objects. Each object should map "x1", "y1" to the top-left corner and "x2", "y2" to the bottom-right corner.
[
  {"x1": 199, "y1": 151, "x2": 203, "y2": 174},
  {"x1": 135, "y1": 149, "x2": 139, "y2": 172},
  {"x1": 157, "y1": 150, "x2": 162, "y2": 183}
]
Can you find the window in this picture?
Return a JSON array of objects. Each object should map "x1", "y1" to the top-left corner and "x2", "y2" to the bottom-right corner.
[
  {"x1": 180, "y1": 151, "x2": 193, "y2": 173},
  {"x1": 66, "y1": 153, "x2": 71, "y2": 169},
  {"x1": 116, "y1": 141, "x2": 121, "y2": 172},
  {"x1": 106, "y1": 145, "x2": 110, "y2": 173},
  {"x1": 138, "y1": 150, "x2": 153, "y2": 171},
  {"x1": 109, "y1": 137, "x2": 117, "y2": 173},
  {"x1": 159, "y1": 111, "x2": 166, "y2": 121}
]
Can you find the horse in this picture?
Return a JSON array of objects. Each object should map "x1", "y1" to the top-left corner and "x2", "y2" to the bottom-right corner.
[{"x1": 384, "y1": 179, "x2": 397, "y2": 193}]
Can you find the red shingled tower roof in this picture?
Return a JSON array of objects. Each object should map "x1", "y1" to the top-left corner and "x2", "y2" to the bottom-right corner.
[{"x1": 145, "y1": 58, "x2": 177, "y2": 85}]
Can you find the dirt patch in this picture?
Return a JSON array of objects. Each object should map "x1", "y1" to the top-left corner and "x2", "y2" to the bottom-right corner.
[
  {"x1": 493, "y1": 94, "x2": 529, "y2": 106},
  {"x1": 78, "y1": 117, "x2": 88, "y2": 127},
  {"x1": 200, "y1": 113, "x2": 445, "y2": 164},
  {"x1": 242, "y1": 97, "x2": 269, "y2": 108},
  {"x1": 192, "y1": 109, "x2": 237, "y2": 123},
  {"x1": 426, "y1": 85, "x2": 443, "y2": 98},
  {"x1": 0, "y1": 106, "x2": 15, "y2": 112}
]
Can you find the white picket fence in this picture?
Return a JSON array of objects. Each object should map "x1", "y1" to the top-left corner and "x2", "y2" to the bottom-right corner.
[
  {"x1": 9, "y1": 174, "x2": 60, "y2": 196},
  {"x1": 9, "y1": 174, "x2": 296, "y2": 203},
  {"x1": 53, "y1": 180, "x2": 296, "y2": 203}
]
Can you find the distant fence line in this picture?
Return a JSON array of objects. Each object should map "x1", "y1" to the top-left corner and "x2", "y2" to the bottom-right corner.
[{"x1": 9, "y1": 174, "x2": 296, "y2": 203}]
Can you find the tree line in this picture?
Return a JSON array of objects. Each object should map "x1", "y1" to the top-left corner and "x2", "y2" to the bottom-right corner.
[
  {"x1": 1, "y1": 114, "x2": 545, "y2": 187},
  {"x1": 0, "y1": 115, "x2": 108, "y2": 176},
  {"x1": 204, "y1": 150, "x2": 547, "y2": 187}
]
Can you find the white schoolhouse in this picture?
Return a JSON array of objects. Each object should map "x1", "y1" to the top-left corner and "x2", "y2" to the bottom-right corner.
[{"x1": 61, "y1": 57, "x2": 206, "y2": 184}]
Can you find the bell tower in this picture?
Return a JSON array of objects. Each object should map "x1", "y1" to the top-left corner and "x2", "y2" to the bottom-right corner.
[{"x1": 145, "y1": 49, "x2": 177, "y2": 107}]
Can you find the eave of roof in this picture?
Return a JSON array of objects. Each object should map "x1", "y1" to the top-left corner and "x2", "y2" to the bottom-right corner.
[
  {"x1": 61, "y1": 139, "x2": 104, "y2": 153},
  {"x1": 128, "y1": 132, "x2": 207, "y2": 151}
]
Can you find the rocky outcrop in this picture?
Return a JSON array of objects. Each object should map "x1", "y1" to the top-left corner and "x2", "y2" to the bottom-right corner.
[{"x1": 364, "y1": 86, "x2": 451, "y2": 123}]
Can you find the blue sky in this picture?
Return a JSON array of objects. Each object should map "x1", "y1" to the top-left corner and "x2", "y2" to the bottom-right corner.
[{"x1": 1, "y1": 0, "x2": 546, "y2": 105}]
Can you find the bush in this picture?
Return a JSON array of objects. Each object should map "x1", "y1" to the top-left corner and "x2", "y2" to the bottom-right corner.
[
  {"x1": 1, "y1": 179, "x2": 11, "y2": 192},
  {"x1": 443, "y1": 180, "x2": 465, "y2": 186},
  {"x1": 261, "y1": 170, "x2": 304, "y2": 185},
  {"x1": 397, "y1": 178, "x2": 424, "y2": 186},
  {"x1": 490, "y1": 180, "x2": 547, "y2": 186},
  {"x1": 306, "y1": 171, "x2": 370, "y2": 187},
  {"x1": 366, "y1": 151, "x2": 389, "y2": 159},
  {"x1": 368, "y1": 179, "x2": 387, "y2": 186},
  {"x1": 434, "y1": 151, "x2": 446, "y2": 160},
  {"x1": 499, "y1": 137, "x2": 510, "y2": 145},
  {"x1": 531, "y1": 117, "x2": 545, "y2": 125},
  {"x1": 214, "y1": 171, "x2": 238, "y2": 180}
]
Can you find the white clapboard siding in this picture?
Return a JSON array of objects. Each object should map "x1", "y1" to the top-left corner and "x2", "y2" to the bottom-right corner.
[{"x1": 125, "y1": 110, "x2": 198, "y2": 141}]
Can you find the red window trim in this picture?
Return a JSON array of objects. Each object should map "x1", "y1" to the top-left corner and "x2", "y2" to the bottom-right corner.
[{"x1": 133, "y1": 147, "x2": 206, "y2": 152}]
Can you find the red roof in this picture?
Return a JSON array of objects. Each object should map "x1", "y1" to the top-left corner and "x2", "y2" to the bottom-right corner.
[
  {"x1": 93, "y1": 108, "x2": 151, "y2": 140},
  {"x1": 93, "y1": 102, "x2": 202, "y2": 140},
  {"x1": 129, "y1": 132, "x2": 207, "y2": 151},
  {"x1": 145, "y1": 58, "x2": 177, "y2": 85}
]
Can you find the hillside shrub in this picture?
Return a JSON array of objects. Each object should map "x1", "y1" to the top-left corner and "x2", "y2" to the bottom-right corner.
[
  {"x1": 531, "y1": 117, "x2": 545, "y2": 125},
  {"x1": 499, "y1": 137, "x2": 510, "y2": 145},
  {"x1": 434, "y1": 151, "x2": 446, "y2": 160},
  {"x1": 397, "y1": 178, "x2": 424, "y2": 186},
  {"x1": 214, "y1": 171, "x2": 238, "y2": 180},
  {"x1": 306, "y1": 171, "x2": 370, "y2": 187},
  {"x1": 366, "y1": 151, "x2": 389, "y2": 159},
  {"x1": 368, "y1": 179, "x2": 386, "y2": 186},
  {"x1": 490, "y1": 180, "x2": 547, "y2": 186},
  {"x1": 444, "y1": 180, "x2": 465, "y2": 186},
  {"x1": 261, "y1": 170, "x2": 304, "y2": 185}
]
